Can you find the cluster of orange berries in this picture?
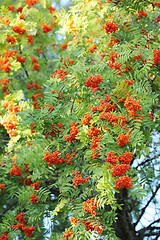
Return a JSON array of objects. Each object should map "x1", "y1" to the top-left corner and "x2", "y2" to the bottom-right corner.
[
  {"x1": 27, "y1": 80, "x2": 41, "y2": 90},
  {"x1": 44, "y1": 104, "x2": 55, "y2": 112},
  {"x1": 61, "y1": 231, "x2": 74, "y2": 239},
  {"x1": 0, "y1": 50, "x2": 16, "y2": 73},
  {"x1": 107, "y1": 51, "x2": 124, "y2": 74},
  {"x1": 43, "y1": 149, "x2": 76, "y2": 166},
  {"x1": 81, "y1": 113, "x2": 92, "y2": 125},
  {"x1": 72, "y1": 169, "x2": 90, "y2": 187},
  {"x1": 10, "y1": 212, "x2": 36, "y2": 237},
  {"x1": 6, "y1": 35, "x2": 16, "y2": 45},
  {"x1": 0, "y1": 232, "x2": 9, "y2": 240},
  {"x1": 81, "y1": 218, "x2": 104, "y2": 234},
  {"x1": 110, "y1": 37, "x2": 120, "y2": 46},
  {"x1": 65, "y1": 198, "x2": 104, "y2": 236},
  {"x1": 124, "y1": 96, "x2": 142, "y2": 117},
  {"x1": 0, "y1": 184, "x2": 5, "y2": 193},
  {"x1": 31, "y1": 93, "x2": 44, "y2": 101},
  {"x1": 30, "y1": 56, "x2": 39, "y2": 72},
  {"x1": 89, "y1": 95, "x2": 116, "y2": 113},
  {"x1": 27, "y1": 81, "x2": 43, "y2": 109},
  {"x1": 48, "y1": 6, "x2": 56, "y2": 13},
  {"x1": 105, "y1": 151, "x2": 133, "y2": 188},
  {"x1": 135, "y1": 10, "x2": 147, "y2": 20},
  {"x1": 7, "y1": 5, "x2": 23, "y2": 12},
  {"x1": 153, "y1": 49, "x2": 160, "y2": 65},
  {"x1": 62, "y1": 43, "x2": 68, "y2": 51},
  {"x1": 88, "y1": 43, "x2": 97, "y2": 53},
  {"x1": 111, "y1": 164, "x2": 130, "y2": 177},
  {"x1": 16, "y1": 55, "x2": 26, "y2": 63},
  {"x1": 115, "y1": 176, "x2": 133, "y2": 189},
  {"x1": 30, "y1": 194, "x2": 39, "y2": 204},
  {"x1": 84, "y1": 74, "x2": 103, "y2": 91},
  {"x1": 104, "y1": 20, "x2": 118, "y2": 34},
  {"x1": 65, "y1": 153, "x2": 72, "y2": 165},
  {"x1": 83, "y1": 198, "x2": 98, "y2": 216},
  {"x1": 9, "y1": 163, "x2": 22, "y2": 176},
  {"x1": 43, "y1": 149, "x2": 64, "y2": 165},
  {"x1": 20, "y1": 163, "x2": 32, "y2": 186},
  {"x1": 2, "y1": 100, "x2": 21, "y2": 138},
  {"x1": 27, "y1": 34, "x2": 34, "y2": 44},
  {"x1": 117, "y1": 133, "x2": 131, "y2": 147},
  {"x1": 0, "y1": 78, "x2": 10, "y2": 96},
  {"x1": 108, "y1": 61, "x2": 122, "y2": 72},
  {"x1": 86, "y1": 127, "x2": 100, "y2": 138},
  {"x1": 109, "y1": 51, "x2": 118, "y2": 62},
  {"x1": 64, "y1": 121, "x2": 79, "y2": 143},
  {"x1": 153, "y1": 0, "x2": 160, "y2": 6},
  {"x1": 30, "y1": 182, "x2": 40, "y2": 190},
  {"x1": 1, "y1": 16, "x2": 10, "y2": 26},
  {"x1": 99, "y1": 112, "x2": 127, "y2": 128},
  {"x1": 26, "y1": 0, "x2": 39, "y2": 8},
  {"x1": 90, "y1": 135, "x2": 102, "y2": 159},
  {"x1": 40, "y1": 23, "x2": 52, "y2": 33},
  {"x1": 12, "y1": 25, "x2": 26, "y2": 35},
  {"x1": 15, "y1": 212, "x2": 26, "y2": 223},
  {"x1": 133, "y1": 54, "x2": 143, "y2": 61},
  {"x1": 62, "y1": 58, "x2": 74, "y2": 67},
  {"x1": 50, "y1": 68, "x2": 68, "y2": 81}
]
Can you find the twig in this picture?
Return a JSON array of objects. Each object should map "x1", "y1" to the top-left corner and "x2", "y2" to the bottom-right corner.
[{"x1": 134, "y1": 184, "x2": 160, "y2": 227}]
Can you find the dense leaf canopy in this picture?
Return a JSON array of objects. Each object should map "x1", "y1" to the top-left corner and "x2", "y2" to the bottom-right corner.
[{"x1": 0, "y1": 0, "x2": 160, "y2": 239}]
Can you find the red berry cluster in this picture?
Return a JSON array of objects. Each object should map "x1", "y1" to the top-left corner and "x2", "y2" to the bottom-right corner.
[
  {"x1": 0, "y1": 184, "x2": 5, "y2": 193},
  {"x1": 0, "y1": 78, "x2": 10, "y2": 96},
  {"x1": 81, "y1": 113, "x2": 92, "y2": 125},
  {"x1": 26, "y1": 0, "x2": 39, "y2": 8},
  {"x1": 81, "y1": 218, "x2": 104, "y2": 234},
  {"x1": 124, "y1": 96, "x2": 141, "y2": 117},
  {"x1": 105, "y1": 151, "x2": 133, "y2": 189},
  {"x1": 117, "y1": 133, "x2": 131, "y2": 147},
  {"x1": 83, "y1": 198, "x2": 98, "y2": 216},
  {"x1": 90, "y1": 135, "x2": 102, "y2": 159},
  {"x1": 12, "y1": 25, "x2": 26, "y2": 35},
  {"x1": 50, "y1": 68, "x2": 68, "y2": 81},
  {"x1": 104, "y1": 20, "x2": 118, "y2": 34},
  {"x1": 10, "y1": 212, "x2": 36, "y2": 237},
  {"x1": 64, "y1": 121, "x2": 79, "y2": 143},
  {"x1": 89, "y1": 95, "x2": 116, "y2": 113},
  {"x1": 30, "y1": 194, "x2": 39, "y2": 204},
  {"x1": 43, "y1": 149, "x2": 64, "y2": 165},
  {"x1": 40, "y1": 23, "x2": 52, "y2": 33},
  {"x1": 135, "y1": 10, "x2": 147, "y2": 20},
  {"x1": 153, "y1": 49, "x2": 160, "y2": 65},
  {"x1": 61, "y1": 231, "x2": 74, "y2": 239},
  {"x1": 86, "y1": 127, "x2": 101, "y2": 137},
  {"x1": 111, "y1": 164, "x2": 130, "y2": 177},
  {"x1": 30, "y1": 182, "x2": 40, "y2": 190},
  {"x1": 84, "y1": 74, "x2": 103, "y2": 91},
  {"x1": 9, "y1": 163, "x2": 22, "y2": 176},
  {"x1": 72, "y1": 169, "x2": 90, "y2": 187},
  {"x1": 115, "y1": 176, "x2": 133, "y2": 189},
  {"x1": 0, "y1": 232, "x2": 9, "y2": 240}
]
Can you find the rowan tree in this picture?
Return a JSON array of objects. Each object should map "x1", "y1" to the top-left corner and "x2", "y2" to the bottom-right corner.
[{"x1": 0, "y1": 0, "x2": 160, "y2": 239}]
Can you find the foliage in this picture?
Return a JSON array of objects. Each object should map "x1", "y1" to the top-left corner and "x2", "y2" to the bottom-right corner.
[{"x1": 0, "y1": 0, "x2": 160, "y2": 239}]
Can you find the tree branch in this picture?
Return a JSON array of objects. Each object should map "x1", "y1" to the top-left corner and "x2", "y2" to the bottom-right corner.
[
  {"x1": 135, "y1": 154, "x2": 160, "y2": 170},
  {"x1": 134, "y1": 184, "x2": 160, "y2": 227}
]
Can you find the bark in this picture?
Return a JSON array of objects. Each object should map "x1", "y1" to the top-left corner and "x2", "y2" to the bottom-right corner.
[{"x1": 114, "y1": 189, "x2": 137, "y2": 240}]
